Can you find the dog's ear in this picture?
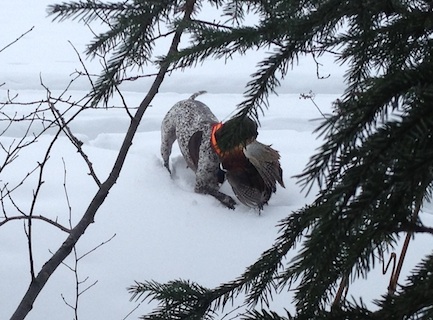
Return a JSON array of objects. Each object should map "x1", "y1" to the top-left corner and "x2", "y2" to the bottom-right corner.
[{"x1": 188, "y1": 131, "x2": 203, "y2": 171}]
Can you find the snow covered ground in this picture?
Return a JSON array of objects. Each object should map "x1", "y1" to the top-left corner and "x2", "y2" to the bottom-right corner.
[{"x1": 1, "y1": 1, "x2": 432, "y2": 320}]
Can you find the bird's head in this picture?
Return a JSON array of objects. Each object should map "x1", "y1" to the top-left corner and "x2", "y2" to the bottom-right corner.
[{"x1": 211, "y1": 115, "x2": 258, "y2": 157}]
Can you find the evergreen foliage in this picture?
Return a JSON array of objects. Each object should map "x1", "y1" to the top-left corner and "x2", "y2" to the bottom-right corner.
[
  {"x1": 49, "y1": 0, "x2": 192, "y2": 105},
  {"x1": 48, "y1": 0, "x2": 433, "y2": 319}
]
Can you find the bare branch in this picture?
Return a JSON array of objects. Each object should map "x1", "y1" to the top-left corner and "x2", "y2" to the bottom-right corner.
[
  {"x1": 299, "y1": 90, "x2": 327, "y2": 119},
  {"x1": 10, "y1": 1, "x2": 198, "y2": 318},
  {"x1": 121, "y1": 302, "x2": 144, "y2": 320},
  {"x1": 190, "y1": 18, "x2": 234, "y2": 30},
  {"x1": 68, "y1": 40, "x2": 96, "y2": 92},
  {"x1": 23, "y1": 219, "x2": 35, "y2": 280},
  {"x1": 114, "y1": 82, "x2": 133, "y2": 119},
  {"x1": 0, "y1": 26, "x2": 34, "y2": 53},
  {"x1": 311, "y1": 50, "x2": 331, "y2": 80},
  {"x1": 0, "y1": 215, "x2": 71, "y2": 232},
  {"x1": 49, "y1": 101, "x2": 102, "y2": 187},
  {"x1": 26, "y1": 126, "x2": 64, "y2": 280},
  {"x1": 78, "y1": 233, "x2": 116, "y2": 261},
  {"x1": 57, "y1": 162, "x2": 115, "y2": 319}
]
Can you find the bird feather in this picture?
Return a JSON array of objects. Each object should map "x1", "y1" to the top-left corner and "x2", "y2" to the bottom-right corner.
[{"x1": 243, "y1": 141, "x2": 285, "y2": 190}]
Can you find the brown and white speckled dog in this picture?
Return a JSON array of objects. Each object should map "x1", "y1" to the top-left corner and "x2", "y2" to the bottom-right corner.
[{"x1": 161, "y1": 91, "x2": 237, "y2": 209}]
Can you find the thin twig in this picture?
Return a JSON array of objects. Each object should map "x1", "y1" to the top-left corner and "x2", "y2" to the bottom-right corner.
[
  {"x1": 68, "y1": 40, "x2": 95, "y2": 92},
  {"x1": 48, "y1": 98, "x2": 102, "y2": 187},
  {"x1": 0, "y1": 215, "x2": 71, "y2": 233},
  {"x1": 299, "y1": 90, "x2": 327, "y2": 119},
  {"x1": 388, "y1": 201, "x2": 422, "y2": 295},
  {"x1": 311, "y1": 51, "x2": 330, "y2": 80},
  {"x1": 191, "y1": 18, "x2": 234, "y2": 30},
  {"x1": 122, "y1": 301, "x2": 144, "y2": 320},
  {"x1": 0, "y1": 27, "x2": 34, "y2": 53},
  {"x1": 78, "y1": 233, "x2": 117, "y2": 261},
  {"x1": 24, "y1": 218, "x2": 35, "y2": 280},
  {"x1": 114, "y1": 82, "x2": 133, "y2": 119},
  {"x1": 332, "y1": 276, "x2": 348, "y2": 308}
]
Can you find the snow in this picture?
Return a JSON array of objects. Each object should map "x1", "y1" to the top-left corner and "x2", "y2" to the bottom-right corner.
[{"x1": 1, "y1": 2, "x2": 432, "y2": 320}]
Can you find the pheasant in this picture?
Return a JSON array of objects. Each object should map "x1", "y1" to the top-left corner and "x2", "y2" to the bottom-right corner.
[{"x1": 210, "y1": 115, "x2": 285, "y2": 210}]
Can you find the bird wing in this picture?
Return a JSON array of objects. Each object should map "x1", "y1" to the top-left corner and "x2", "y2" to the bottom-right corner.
[
  {"x1": 226, "y1": 171, "x2": 270, "y2": 210},
  {"x1": 243, "y1": 140, "x2": 285, "y2": 190}
]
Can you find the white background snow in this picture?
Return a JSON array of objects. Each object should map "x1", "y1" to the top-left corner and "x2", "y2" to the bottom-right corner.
[{"x1": 1, "y1": 1, "x2": 432, "y2": 319}]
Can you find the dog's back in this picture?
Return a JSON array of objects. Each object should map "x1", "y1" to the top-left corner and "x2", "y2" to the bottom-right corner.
[{"x1": 161, "y1": 92, "x2": 218, "y2": 171}]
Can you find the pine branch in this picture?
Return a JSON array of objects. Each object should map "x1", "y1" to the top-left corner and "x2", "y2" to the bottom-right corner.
[
  {"x1": 236, "y1": 44, "x2": 296, "y2": 123},
  {"x1": 87, "y1": 1, "x2": 172, "y2": 105},
  {"x1": 167, "y1": 0, "x2": 348, "y2": 128},
  {"x1": 298, "y1": 56, "x2": 433, "y2": 192},
  {"x1": 375, "y1": 252, "x2": 433, "y2": 319},
  {"x1": 129, "y1": 280, "x2": 216, "y2": 320},
  {"x1": 135, "y1": 1, "x2": 433, "y2": 318},
  {"x1": 49, "y1": 0, "x2": 182, "y2": 106},
  {"x1": 241, "y1": 309, "x2": 293, "y2": 320},
  {"x1": 270, "y1": 53, "x2": 433, "y2": 316},
  {"x1": 128, "y1": 204, "x2": 316, "y2": 318},
  {"x1": 166, "y1": 23, "x2": 265, "y2": 70},
  {"x1": 47, "y1": 0, "x2": 133, "y2": 23},
  {"x1": 43, "y1": 0, "x2": 433, "y2": 318},
  {"x1": 222, "y1": 0, "x2": 248, "y2": 25},
  {"x1": 284, "y1": 90, "x2": 433, "y2": 314}
]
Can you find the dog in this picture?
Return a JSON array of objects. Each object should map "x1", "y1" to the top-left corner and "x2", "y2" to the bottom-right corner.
[{"x1": 161, "y1": 91, "x2": 237, "y2": 209}]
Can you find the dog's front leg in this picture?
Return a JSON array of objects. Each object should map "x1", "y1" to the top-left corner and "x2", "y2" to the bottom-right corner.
[
  {"x1": 195, "y1": 184, "x2": 236, "y2": 209},
  {"x1": 206, "y1": 188, "x2": 237, "y2": 210},
  {"x1": 194, "y1": 165, "x2": 236, "y2": 209}
]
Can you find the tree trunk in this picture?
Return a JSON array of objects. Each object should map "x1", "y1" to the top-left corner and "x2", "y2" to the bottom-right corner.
[{"x1": 10, "y1": 1, "x2": 196, "y2": 319}]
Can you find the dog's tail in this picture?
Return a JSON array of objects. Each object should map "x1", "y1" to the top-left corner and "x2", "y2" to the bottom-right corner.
[{"x1": 189, "y1": 90, "x2": 207, "y2": 100}]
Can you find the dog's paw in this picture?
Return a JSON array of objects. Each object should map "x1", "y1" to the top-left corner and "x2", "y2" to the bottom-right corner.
[
  {"x1": 196, "y1": 186, "x2": 236, "y2": 209},
  {"x1": 163, "y1": 161, "x2": 171, "y2": 174},
  {"x1": 223, "y1": 196, "x2": 237, "y2": 210},
  {"x1": 214, "y1": 192, "x2": 236, "y2": 210}
]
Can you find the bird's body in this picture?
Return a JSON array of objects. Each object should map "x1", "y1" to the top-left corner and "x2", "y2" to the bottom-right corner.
[{"x1": 211, "y1": 124, "x2": 285, "y2": 209}]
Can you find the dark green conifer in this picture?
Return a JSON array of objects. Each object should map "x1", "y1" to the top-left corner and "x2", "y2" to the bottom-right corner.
[{"x1": 48, "y1": 0, "x2": 433, "y2": 319}]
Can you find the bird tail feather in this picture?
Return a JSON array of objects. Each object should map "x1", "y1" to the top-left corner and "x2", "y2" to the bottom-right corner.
[{"x1": 244, "y1": 140, "x2": 285, "y2": 190}]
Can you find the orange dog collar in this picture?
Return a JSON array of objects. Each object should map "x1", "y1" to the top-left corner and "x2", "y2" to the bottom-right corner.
[{"x1": 211, "y1": 122, "x2": 223, "y2": 157}]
